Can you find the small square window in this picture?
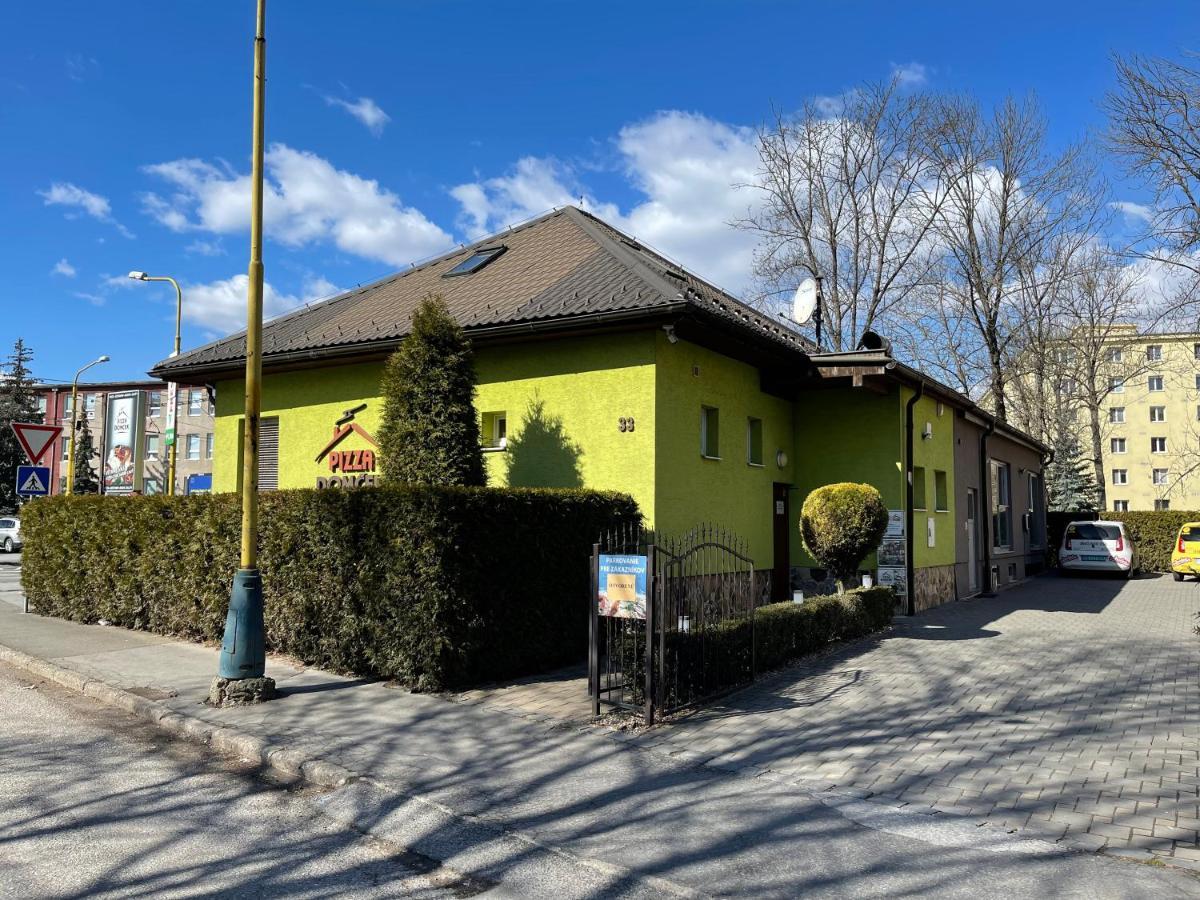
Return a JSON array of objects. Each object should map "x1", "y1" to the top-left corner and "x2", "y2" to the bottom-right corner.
[
  {"x1": 443, "y1": 245, "x2": 507, "y2": 277},
  {"x1": 1112, "y1": 468, "x2": 1128, "y2": 485},
  {"x1": 1109, "y1": 378, "x2": 1124, "y2": 393},
  {"x1": 746, "y1": 417, "x2": 764, "y2": 467},
  {"x1": 481, "y1": 411, "x2": 507, "y2": 450},
  {"x1": 1106, "y1": 347, "x2": 1123, "y2": 364},
  {"x1": 913, "y1": 466, "x2": 927, "y2": 510},
  {"x1": 1109, "y1": 407, "x2": 1125, "y2": 424},
  {"x1": 1150, "y1": 406, "x2": 1166, "y2": 422},
  {"x1": 1110, "y1": 437, "x2": 1126, "y2": 454},
  {"x1": 1153, "y1": 468, "x2": 1169, "y2": 485},
  {"x1": 1147, "y1": 344, "x2": 1162, "y2": 361},
  {"x1": 701, "y1": 406, "x2": 720, "y2": 459},
  {"x1": 1112, "y1": 500, "x2": 1129, "y2": 512},
  {"x1": 1156, "y1": 498, "x2": 1171, "y2": 510},
  {"x1": 1148, "y1": 375, "x2": 1164, "y2": 392},
  {"x1": 1152, "y1": 436, "x2": 1167, "y2": 453},
  {"x1": 934, "y1": 470, "x2": 949, "y2": 512}
]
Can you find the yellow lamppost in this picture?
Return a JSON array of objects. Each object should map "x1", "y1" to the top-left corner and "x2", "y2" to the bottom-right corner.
[
  {"x1": 213, "y1": 0, "x2": 271, "y2": 703},
  {"x1": 129, "y1": 271, "x2": 183, "y2": 495},
  {"x1": 64, "y1": 355, "x2": 110, "y2": 495}
]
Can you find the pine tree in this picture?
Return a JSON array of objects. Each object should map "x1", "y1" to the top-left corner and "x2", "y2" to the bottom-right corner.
[
  {"x1": 378, "y1": 294, "x2": 486, "y2": 486},
  {"x1": 72, "y1": 414, "x2": 99, "y2": 494},
  {"x1": 1046, "y1": 438, "x2": 1099, "y2": 513},
  {"x1": 0, "y1": 339, "x2": 40, "y2": 512}
]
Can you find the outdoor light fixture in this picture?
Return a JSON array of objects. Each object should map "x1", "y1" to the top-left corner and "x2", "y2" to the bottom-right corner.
[
  {"x1": 128, "y1": 271, "x2": 148, "y2": 281},
  {"x1": 663, "y1": 324, "x2": 678, "y2": 344},
  {"x1": 776, "y1": 450, "x2": 788, "y2": 468},
  {"x1": 128, "y1": 270, "x2": 185, "y2": 495},
  {"x1": 65, "y1": 354, "x2": 111, "y2": 495}
]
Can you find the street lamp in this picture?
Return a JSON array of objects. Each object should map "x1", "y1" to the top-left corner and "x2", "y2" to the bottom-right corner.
[
  {"x1": 129, "y1": 271, "x2": 183, "y2": 496},
  {"x1": 212, "y1": 0, "x2": 272, "y2": 705},
  {"x1": 65, "y1": 355, "x2": 110, "y2": 495}
]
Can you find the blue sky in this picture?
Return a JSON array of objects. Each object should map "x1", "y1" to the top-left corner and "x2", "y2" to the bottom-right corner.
[{"x1": 1, "y1": 0, "x2": 1194, "y2": 383}]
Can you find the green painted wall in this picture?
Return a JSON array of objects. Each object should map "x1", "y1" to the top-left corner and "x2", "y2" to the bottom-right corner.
[
  {"x1": 905, "y1": 389, "x2": 956, "y2": 568},
  {"x1": 653, "y1": 332, "x2": 795, "y2": 571}
]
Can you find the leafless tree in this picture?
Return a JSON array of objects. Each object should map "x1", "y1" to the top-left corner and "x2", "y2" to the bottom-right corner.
[
  {"x1": 1106, "y1": 53, "x2": 1200, "y2": 277},
  {"x1": 913, "y1": 94, "x2": 1106, "y2": 422},
  {"x1": 738, "y1": 79, "x2": 951, "y2": 351}
]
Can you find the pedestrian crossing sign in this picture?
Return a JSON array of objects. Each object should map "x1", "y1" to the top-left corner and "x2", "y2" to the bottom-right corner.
[{"x1": 16, "y1": 465, "x2": 50, "y2": 497}]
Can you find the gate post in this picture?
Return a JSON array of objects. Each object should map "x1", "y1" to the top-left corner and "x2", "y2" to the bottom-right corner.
[
  {"x1": 589, "y1": 542, "x2": 600, "y2": 717},
  {"x1": 750, "y1": 568, "x2": 757, "y2": 681},
  {"x1": 644, "y1": 543, "x2": 656, "y2": 726}
]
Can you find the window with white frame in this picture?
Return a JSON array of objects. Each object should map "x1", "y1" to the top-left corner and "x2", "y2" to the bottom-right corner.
[
  {"x1": 1112, "y1": 500, "x2": 1129, "y2": 512},
  {"x1": 1112, "y1": 468, "x2": 1128, "y2": 485},
  {"x1": 1106, "y1": 347, "x2": 1123, "y2": 363},
  {"x1": 1153, "y1": 468, "x2": 1169, "y2": 485},
  {"x1": 1195, "y1": 343, "x2": 1200, "y2": 360},
  {"x1": 1150, "y1": 406, "x2": 1166, "y2": 422},
  {"x1": 1109, "y1": 377, "x2": 1124, "y2": 393},
  {"x1": 1147, "y1": 344, "x2": 1162, "y2": 361},
  {"x1": 61, "y1": 437, "x2": 70, "y2": 461},
  {"x1": 1110, "y1": 437, "x2": 1126, "y2": 454},
  {"x1": 84, "y1": 394, "x2": 96, "y2": 419},
  {"x1": 206, "y1": 433, "x2": 213, "y2": 459},
  {"x1": 700, "y1": 406, "x2": 720, "y2": 459},
  {"x1": 480, "y1": 411, "x2": 507, "y2": 449},
  {"x1": 188, "y1": 389, "x2": 203, "y2": 415},
  {"x1": 37, "y1": 396, "x2": 46, "y2": 417},
  {"x1": 146, "y1": 434, "x2": 160, "y2": 460},
  {"x1": 186, "y1": 433, "x2": 200, "y2": 460},
  {"x1": 990, "y1": 460, "x2": 1011, "y2": 550},
  {"x1": 1109, "y1": 407, "x2": 1125, "y2": 424},
  {"x1": 1148, "y1": 375, "x2": 1164, "y2": 392},
  {"x1": 148, "y1": 391, "x2": 162, "y2": 416},
  {"x1": 1152, "y1": 436, "x2": 1167, "y2": 453},
  {"x1": 1156, "y1": 499, "x2": 1171, "y2": 510}
]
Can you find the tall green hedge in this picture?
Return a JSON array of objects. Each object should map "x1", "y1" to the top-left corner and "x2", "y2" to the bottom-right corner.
[
  {"x1": 1108, "y1": 510, "x2": 1200, "y2": 573},
  {"x1": 20, "y1": 487, "x2": 639, "y2": 690}
]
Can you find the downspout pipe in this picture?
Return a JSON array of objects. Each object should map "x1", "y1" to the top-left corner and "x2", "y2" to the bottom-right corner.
[
  {"x1": 904, "y1": 382, "x2": 924, "y2": 616},
  {"x1": 979, "y1": 415, "x2": 997, "y2": 596}
]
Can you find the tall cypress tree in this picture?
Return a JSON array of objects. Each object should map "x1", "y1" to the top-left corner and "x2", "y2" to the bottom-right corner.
[
  {"x1": 0, "y1": 339, "x2": 40, "y2": 511},
  {"x1": 72, "y1": 414, "x2": 99, "y2": 494},
  {"x1": 378, "y1": 294, "x2": 486, "y2": 486}
]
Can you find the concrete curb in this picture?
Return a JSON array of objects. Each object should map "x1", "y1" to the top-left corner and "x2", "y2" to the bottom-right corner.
[{"x1": 0, "y1": 644, "x2": 356, "y2": 789}]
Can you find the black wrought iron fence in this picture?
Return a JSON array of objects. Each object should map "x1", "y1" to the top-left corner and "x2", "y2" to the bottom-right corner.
[{"x1": 590, "y1": 523, "x2": 761, "y2": 724}]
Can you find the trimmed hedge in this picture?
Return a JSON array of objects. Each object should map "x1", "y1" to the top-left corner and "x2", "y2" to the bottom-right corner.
[
  {"x1": 20, "y1": 486, "x2": 639, "y2": 690},
  {"x1": 1108, "y1": 510, "x2": 1200, "y2": 573},
  {"x1": 625, "y1": 587, "x2": 895, "y2": 708}
]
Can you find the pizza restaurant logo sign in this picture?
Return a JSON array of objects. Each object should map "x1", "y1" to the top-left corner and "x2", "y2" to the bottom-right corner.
[{"x1": 314, "y1": 403, "x2": 380, "y2": 489}]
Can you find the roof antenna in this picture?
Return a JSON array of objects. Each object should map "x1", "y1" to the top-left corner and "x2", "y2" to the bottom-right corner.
[{"x1": 578, "y1": 194, "x2": 586, "y2": 209}]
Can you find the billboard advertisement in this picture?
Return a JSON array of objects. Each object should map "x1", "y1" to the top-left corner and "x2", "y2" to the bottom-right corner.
[
  {"x1": 597, "y1": 554, "x2": 648, "y2": 619},
  {"x1": 103, "y1": 391, "x2": 145, "y2": 495}
]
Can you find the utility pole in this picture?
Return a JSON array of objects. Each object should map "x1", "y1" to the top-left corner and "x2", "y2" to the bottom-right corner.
[
  {"x1": 212, "y1": 0, "x2": 273, "y2": 705},
  {"x1": 64, "y1": 355, "x2": 109, "y2": 495}
]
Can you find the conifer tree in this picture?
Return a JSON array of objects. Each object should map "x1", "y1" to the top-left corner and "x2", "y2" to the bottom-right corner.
[
  {"x1": 0, "y1": 340, "x2": 39, "y2": 511},
  {"x1": 378, "y1": 294, "x2": 486, "y2": 486},
  {"x1": 72, "y1": 414, "x2": 99, "y2": 494},
  {"x1": 1046, "y1": 438, "x2": 1100, "y2": 513}
]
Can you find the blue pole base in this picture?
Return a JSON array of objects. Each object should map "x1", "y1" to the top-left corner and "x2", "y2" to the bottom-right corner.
[{"x1": 218, "y1": 568, "x2": 266, "y2": 680}]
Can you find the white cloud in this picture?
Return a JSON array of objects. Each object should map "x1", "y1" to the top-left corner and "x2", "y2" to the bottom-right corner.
[
  {"x1": 185, "y1": 239, "x2": 225, "y2": 257},
  {"x1": 324, "y1": 95, "x2": 390, "y2": 136},
  {"x1": 890, "y1": 61, "x2": 929, "y2": 88},
  {"x1": 73, "y1": 291, "x2": 105, "y2": 307},
  {"x1": 1111, "y1": 200, "x2": 1154, "y2": 224},
  {"x1": 39, "y1": 181, "x2": 133, "y2": 238},
  {"x1": 141, "y1": 144, "x2": 452, "y2": 267},
  {"x1": 52, "y1": 258, "x2": 76, "y2": 278},
  {"x1": 182, "y1": 274, "x2": 340, "y2": 335},
  {"x1": 450, "y1": 111, "x2": 762, "y2": 293}
]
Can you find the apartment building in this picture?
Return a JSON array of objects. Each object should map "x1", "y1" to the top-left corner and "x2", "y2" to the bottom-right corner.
[{"x1": 37, "y1": 380, "x2": 215, "y2": 495}]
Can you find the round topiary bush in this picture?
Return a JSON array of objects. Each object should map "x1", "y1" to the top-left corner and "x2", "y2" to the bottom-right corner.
[{"x1": 801, "y1": 482, "x2": 889, "y2": 591}]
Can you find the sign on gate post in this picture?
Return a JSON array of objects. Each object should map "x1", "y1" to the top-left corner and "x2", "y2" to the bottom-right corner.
[{"x1": 596, "y1": 554, "x2": 648, "y2": 619}]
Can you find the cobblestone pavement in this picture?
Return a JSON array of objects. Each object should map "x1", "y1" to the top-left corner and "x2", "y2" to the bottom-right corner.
[{"x1": 621, "y1": 573, "x2": 1200, "y2": 866}]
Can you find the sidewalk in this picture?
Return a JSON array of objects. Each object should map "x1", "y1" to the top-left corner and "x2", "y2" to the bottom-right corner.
[{"x1": 0, "y1": 571, "x2": 1195, "y2": 898}]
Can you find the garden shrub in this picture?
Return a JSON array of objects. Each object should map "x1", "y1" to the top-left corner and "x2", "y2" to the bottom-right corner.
[
  {"x1": 1108, "y1": 510, "x2": 1200, "y2": 573},
  {"x1": 20, "y1": 486, "x2": 639, "y2": 690},
  {"x1": 800, "y1": 483, "x2": 889, "y2": 589}
]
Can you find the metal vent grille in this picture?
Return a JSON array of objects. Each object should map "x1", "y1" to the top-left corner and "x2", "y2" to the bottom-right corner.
[{"x1": 258, "y1": 417, "x2": 279, "y2": 491}]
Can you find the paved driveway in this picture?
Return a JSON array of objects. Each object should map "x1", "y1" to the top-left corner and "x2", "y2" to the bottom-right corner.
[{"x1": 627, "y1": 573, "x2": 1200, "y2": 866}]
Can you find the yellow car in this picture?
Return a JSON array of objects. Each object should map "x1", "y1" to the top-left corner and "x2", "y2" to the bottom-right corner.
[{"x1": 1171, "y1": 522, "x2": 1200, "y2": 581}]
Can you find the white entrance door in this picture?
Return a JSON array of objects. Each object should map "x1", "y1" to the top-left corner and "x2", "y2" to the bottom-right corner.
[{"x1": 966, "y1": 488, "x2": 979, "y2": 592}]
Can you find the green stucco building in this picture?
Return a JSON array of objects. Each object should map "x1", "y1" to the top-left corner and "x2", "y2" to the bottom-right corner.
[{"x1": 154, "y1": 207, "x2": 1048, "y2": 611}]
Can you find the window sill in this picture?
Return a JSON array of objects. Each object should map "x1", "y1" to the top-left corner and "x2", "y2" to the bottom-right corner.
[
  {"x1": 935, "y1": 507, "x2": 949, "y2": 513},
  {"x1": 481, "y1": 445, "x2": 507, "y2": 453},
  {"x1": 747, "y1": 462, "x2": 765, "y2": 469},
  {"x1": 701, "y1": 454, "x2": 722, "y2": 461}
]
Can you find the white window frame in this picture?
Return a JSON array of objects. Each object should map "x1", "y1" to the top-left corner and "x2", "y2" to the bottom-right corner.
[
  {"x1": 1112, "y1": 468, "x2": 1128, "y2": 485},
  {"x1": 188, "y1": 389, "x2": 203, "y2": 416},
  {"x1": 1150, "y1": 406, "x2": 1166, "y2": 423},
  {"x1": 1109, "y1": 377, "x2": 1125, "y2": 394},
  {"x1": 1148, "y1": 375, "x2": 1164, "y2": 392},
  {"x1": 700, "y1": 406, "x2": 720, "y2": 460},
  {"x1": 1147, "y1": 344, "x2": 1162, "y2": 361},
  {"x1": 1156, "y1": 499, "x2": 1171, "y2": 510},
  {"x1": 186, "y1": 433, "x2": 201, "y2": 460},
  {"x1": 1152, "y1": 436, "x2": 1167, "y2": 453},
  {"x1": 206, "y1": 433, "x2": 214, "y2": 459},
  {"x1": 146, "y1": 434, "x2": 160, "y2": 461},
  {"x1": 1112, "y1": 500, "x2": 1129, "y2": 512},
  {"x1": 1109, "y1": 407, "x2": 1125, "y2": 424},
  {"x1": 1110, "y1": 437, "x2": 1126, "y2": 454},
  {"x1": 1153, "y1": 468, "x2": 1169, "y2": 486}
]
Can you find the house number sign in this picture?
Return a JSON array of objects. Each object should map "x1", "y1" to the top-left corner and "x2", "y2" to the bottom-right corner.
[{"x1": 618, "y1": 417, "x2": 636, "y2": 432}]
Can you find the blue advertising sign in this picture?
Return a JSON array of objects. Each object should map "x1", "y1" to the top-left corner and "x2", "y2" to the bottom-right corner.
[
  {"x1": 186, "y1": 473, "x2": 213, "y2": 495},
  {"x1": 597, "y1": 554, "x2": 648, "y2": 619},
  {"x1": 16, "y1": 465, "x2": 50, "y2": 497}
]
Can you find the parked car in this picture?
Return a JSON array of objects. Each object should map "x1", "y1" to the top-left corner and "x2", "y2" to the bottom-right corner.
[
  {"x1": 0, "y1": 516, "x2": 21, "y2": 553},
  {"x1": 1170, "y1": 522, "x2": 1200, "y2": 581},
  {"x1": 1058, "y1": 520, "x2": 1136, "y2": 577}
]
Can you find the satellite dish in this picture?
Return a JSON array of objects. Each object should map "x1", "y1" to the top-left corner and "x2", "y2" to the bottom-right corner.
[{"x1": 792, "y1": 278, "x2": 817, "y2": 325}]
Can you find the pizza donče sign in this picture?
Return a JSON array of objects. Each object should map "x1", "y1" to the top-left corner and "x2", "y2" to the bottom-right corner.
[{"x1": 314, "y1": 404, "x2": 380, "y2": 489}]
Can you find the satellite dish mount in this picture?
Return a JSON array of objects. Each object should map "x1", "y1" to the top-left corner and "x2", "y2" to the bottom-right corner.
[{"x1": 791, "y1": 275, "x2": 825, "y2": 350}]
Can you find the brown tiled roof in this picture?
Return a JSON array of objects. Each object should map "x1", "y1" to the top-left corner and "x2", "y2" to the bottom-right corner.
[{"x1": 151, "y1": 207, "x2": 812, "y2": 379}]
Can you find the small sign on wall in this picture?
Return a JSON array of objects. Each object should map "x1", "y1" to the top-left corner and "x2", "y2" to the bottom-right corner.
[{"x1": 885, "y1": 510, "x2": 904, "y2": 537}]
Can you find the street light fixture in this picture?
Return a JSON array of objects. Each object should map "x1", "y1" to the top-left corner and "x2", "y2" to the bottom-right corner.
[
  {"x1": 129, "y1": 270, "x2": 184, "y2": 495},
  {"x1": 65, "y1": 354, "x2": 110, "y2": 496}
]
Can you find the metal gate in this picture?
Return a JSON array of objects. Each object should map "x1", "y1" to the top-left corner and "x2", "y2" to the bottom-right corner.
[{"x1": 590, "y1": 524, "x2": 759, "y2": 724}]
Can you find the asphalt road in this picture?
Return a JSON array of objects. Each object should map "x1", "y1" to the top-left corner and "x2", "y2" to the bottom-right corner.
[{"x1": 0, "y1": 660, "x2": 491, "y2": 899}]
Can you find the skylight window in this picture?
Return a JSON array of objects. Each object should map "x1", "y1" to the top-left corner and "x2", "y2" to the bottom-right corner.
[{"x1": 443, "y1": 245, "x2": 506, "y2": 277}]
